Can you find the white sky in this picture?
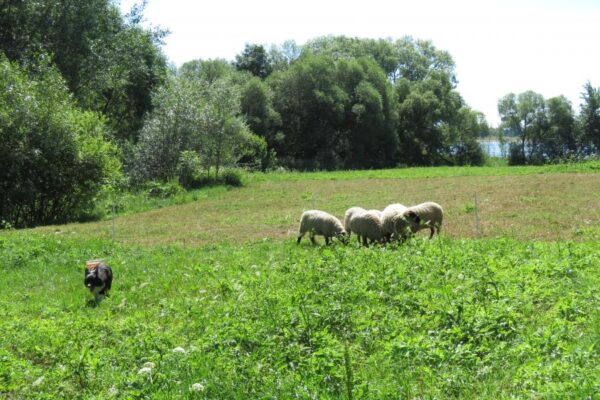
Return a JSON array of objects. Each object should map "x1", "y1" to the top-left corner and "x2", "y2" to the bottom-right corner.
[{"x1": 119, "y1": 0, "x2": 600, "y2": 126}]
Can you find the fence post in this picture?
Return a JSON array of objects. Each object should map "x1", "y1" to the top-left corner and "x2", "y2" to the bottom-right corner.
[
  {"x1": 112, "y1": 200, "x2": 116, "y2": 243},
  {"x1": 474, "y1": 192, "x2": 480, "y2": 237}
]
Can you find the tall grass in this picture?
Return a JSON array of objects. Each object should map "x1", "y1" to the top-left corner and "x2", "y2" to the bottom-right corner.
[{"x1": 1, "y1": 234, "x2": 599, "y2": 398}]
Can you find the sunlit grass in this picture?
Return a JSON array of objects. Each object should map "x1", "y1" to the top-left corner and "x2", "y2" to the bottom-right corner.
[
  {"x1": 28, "y1": 170, "x2": 600, "y2": 247},
  {"x1": 1, "y1": 235, "x2": 599, "y2": 398}
]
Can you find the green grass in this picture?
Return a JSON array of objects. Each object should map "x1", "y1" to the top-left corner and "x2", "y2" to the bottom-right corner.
[
  {"x1": 246, "y1": 160, "x2": 600, "y2": 183},
  {"x1": 3, "y1": 163, "x2": 600, "y2": 398},
  {"x1": 87, "y1": 160, "x2": 600, "y2": 222},
  {"x1": 1, "y1": 234, "x2": 599, "y2": 398}
]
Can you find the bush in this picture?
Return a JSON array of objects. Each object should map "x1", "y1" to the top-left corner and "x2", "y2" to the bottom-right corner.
[
  {"x1": 144, "y1": 181, "x2": 185, "y2": 199},
  {"x1": 0, "y1": 56, "x2": 120, "y2": 227},
  {"x1": 220, "y1": 169, "x2": 243, "y2": 187},
  {"x1": 508, "y1": 143, "x2": 527, "y2": 165},
  {"x1": 176, "y1": 150, "x2": 203, "y2": 189}
]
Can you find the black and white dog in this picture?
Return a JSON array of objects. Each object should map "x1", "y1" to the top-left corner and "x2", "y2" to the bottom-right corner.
[{"x1": 84, "y1": 260, "x2": 113, "y2": 304}]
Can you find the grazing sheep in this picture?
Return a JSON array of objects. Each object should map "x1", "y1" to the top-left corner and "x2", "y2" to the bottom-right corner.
[
  {"x1": 381, "y1": 203, "x2": 407, "y2": 243},
  {"x1": 392, "y1": 201, "x2": 443, "y2": 240},
  {"x1": 297, "y1": 210, "x2": 347, "y2": 245},
  {"x1": 349, "y1": 209, "x2": 384, "y2": 247},
  {"x1": 344, "y1": 206, "x2": 366, "y2": 243}
]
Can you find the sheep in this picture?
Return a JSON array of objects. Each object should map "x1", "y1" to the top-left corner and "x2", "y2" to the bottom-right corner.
[
  {"x1": 381, "y1": 203, "x2": 407, "y2": 243},
  {"x1": 392, "y1": 201, "x2": 443, "y2": 240},
  {"x1": 297, "y1": 210, "x2": 347, "y2": 245},
  {"x1": 343, "y1": 206, "x2": 366, "y2": 243},
  {"x1": 349, "y1": 209, "x2": 384, "y2": 247}
]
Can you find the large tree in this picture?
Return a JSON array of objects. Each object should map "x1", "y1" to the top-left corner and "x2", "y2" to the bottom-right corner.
[
  {"x1": 0, "y1": 0, "x2": 168, "y2": 144},
  {"x1": 132, "y1": 75, "x2": 255, "y2": 182},
  {"x1": 268, "y1": 55, "x2": 398, "y2": 170},
  {"x1": 498, "y1": 91, "x2": 546, "y2": 164},
  {"x1": 234, "y1": 44, "x2": 273, "y2": 79},
  {"x1": 579, "y1": 82, "x2": 600, "y2": 153}
]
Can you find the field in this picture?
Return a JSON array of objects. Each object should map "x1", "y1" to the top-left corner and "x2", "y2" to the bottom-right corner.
[{"x1": 2, "y1": 163, "x2": 600, "y2": 398}]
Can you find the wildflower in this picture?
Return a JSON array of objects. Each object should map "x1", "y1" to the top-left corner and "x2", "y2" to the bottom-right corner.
[
  {"x1": 172, "y1": 346, "x2": 186, "y2": 354},
  {"x1": 191, "y1": 382, "x2": 205, "y2": 392},
  {"x1": 142, "y1": 362, "x2": 155, "y2": 369},
  {"x1": 32, "y1": 377, "x2": 44, "y2": 387},
  {"x1": 138, "y1": 367, "x2": 152, "y2": 375}
]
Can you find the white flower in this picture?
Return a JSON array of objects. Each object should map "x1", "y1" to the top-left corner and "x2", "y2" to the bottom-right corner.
[
  {"x1": 142, "y1": 362, "x2": 155, "y2": 369},
  {"x1": 32, "y1": 376, "x2": 44, "y2": 387},
  {"x1": 191, "y1": 382, "x2": 205, "y2": 392},
  {"x1": 172, "y1": 347, "x2": 186, "y2": 354},
  {"x1": 138, "y1": 367, "x2": 153, "y2": 375}
]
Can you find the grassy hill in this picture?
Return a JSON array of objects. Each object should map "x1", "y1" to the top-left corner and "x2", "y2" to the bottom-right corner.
[{"x1": 1, "y1": 162, "x2": 600, "y2": 398}]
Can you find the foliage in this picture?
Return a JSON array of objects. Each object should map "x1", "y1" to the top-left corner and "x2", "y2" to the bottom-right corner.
[
  {"x1": 579, "y1": 82, "x2": 600, "y2": 153},
  {"x1": 132, "y1": 75, "x2": 255, "y2": 182},
  {"x1": 0, "y1": 56, "x2": 120, "y2": 227},
  {"x1": 268, "y1": 55, "x2": 398, "y2": 170},
  {"x1": 234, "y1": 44, "x2": 273, "y2": 78},
  {"x1": 0, "y1": 0, "x2": 168, "y2": 144},
  {"x1": 144, "y1": 180, "x2": 184, "y2": 199},
  {"x1": 498, "y1": 87, "x2": 600, "y2": 164},
  {"x1": 1, "y1": 234, "x2": 599, "y2": 398}
]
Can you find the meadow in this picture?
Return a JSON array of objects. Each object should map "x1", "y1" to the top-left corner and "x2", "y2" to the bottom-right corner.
[{"x1": 1, "y1": 162, "x2": 600, "y2": 398}]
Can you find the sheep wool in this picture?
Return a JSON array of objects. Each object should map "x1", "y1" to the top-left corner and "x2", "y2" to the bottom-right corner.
[
  {"x1": 297, "y1": 210, "x2": 347, "y2": 245},
  {"x1": 381, "y1": 203, "x2": 407, "y2": 242},
  {"x1": 394, "y1": 201, "x2": 443, "y2": 239},
  {"x1": 343, "y1": 207, "x2": 366, "y2": 241},
  {"x1": 349, "y1": 209, "x2": 384, "y2": 247}
]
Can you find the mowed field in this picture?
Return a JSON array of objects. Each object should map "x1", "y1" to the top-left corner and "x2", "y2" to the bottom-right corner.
[
  {"x1": 2, "y1": 163, "x2": 600, "y2": 399},
  {"x1": 34, "y1": 165, "x2": 600, "y2": 246}
]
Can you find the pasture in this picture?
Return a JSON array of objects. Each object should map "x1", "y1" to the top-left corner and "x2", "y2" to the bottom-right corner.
[{"x1": 1, "y1": 163, "x2": 600, "y2": 398}]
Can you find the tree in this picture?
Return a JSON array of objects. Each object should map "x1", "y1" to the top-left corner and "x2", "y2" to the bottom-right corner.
[
  {"x1": 268, "y1": 55, "x2": 398, "y2": 170},
  {"x1": 498, "y1": 91, "x2": 546, "y2": 164},
  {"x1": 0, "y1": 57, "x2": 120, "y2": 227},
  {"x1": 579, "y1": 82, "x2": 600, "y2": 153},
  {"x1": 0, "y1": 0, "x2": 168, "y2": 144},
  {"x1": 234, "y1": 44, "x2": 273, "y2": 78},
  {"x1": 544, "y1": 96, "x2": 576, "y2": 159},
  {"x1": 179, "y1": 58, "x2": 234, "y2": 83},
  {"x1": 395, "y1": 71, "x2": 466, "y2": 165},
  {"x1": 132, "y1": 75, "x2": 254, "y2": 182}
]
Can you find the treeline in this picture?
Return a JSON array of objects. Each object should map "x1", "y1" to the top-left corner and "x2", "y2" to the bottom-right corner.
[
  {"x1": 1, "y1": 2, "x2": 599, "y2": 227},
  {"x1": 497, "y1": 88, "x2": 600, "y2": 165}
]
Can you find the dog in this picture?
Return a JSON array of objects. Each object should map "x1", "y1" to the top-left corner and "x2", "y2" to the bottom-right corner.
[{"x1": 84, "y1": 260, "x2": 113, "y2": 304}]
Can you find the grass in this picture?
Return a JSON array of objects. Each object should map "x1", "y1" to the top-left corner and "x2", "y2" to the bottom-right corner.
[
  {"x1": 1, "y1": 235, "x2": 599, "y2": 398},
  {"x1": 2, "y1": 163, "x2": 600, "y2": 398},
  {"x1": 30, "y1": 167, "x2": 600, "y2": 247}
]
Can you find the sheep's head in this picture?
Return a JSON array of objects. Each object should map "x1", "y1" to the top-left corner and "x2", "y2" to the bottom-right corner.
[
  {"x1": 337, "y1": 230, "x2": 349, "y2": 245},
  {"x1": 405, "y1": 210, "x2": 421, "y2": 224}
]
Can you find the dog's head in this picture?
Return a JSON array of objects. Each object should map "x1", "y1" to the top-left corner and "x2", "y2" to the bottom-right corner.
[{"x1": 84, "y1": 261, "x2": 112, "y2": 292}]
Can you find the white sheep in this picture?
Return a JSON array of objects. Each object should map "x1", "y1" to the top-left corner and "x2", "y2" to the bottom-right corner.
[
  {"x1": 349, "y1": 209, "x2": 384, "y2": 247},
  {"x1": 297, "y1": 210, "x2": 347, "y2": 245},
  {"x1": 392, "y1": 201, "x2": 444, "y2": 240},
  {"x1": 381, "y1": 203, "x2": 407, "y2": 243},
  {"x1": 344, "y1": 206, "x2": 366, "y2": 243}
]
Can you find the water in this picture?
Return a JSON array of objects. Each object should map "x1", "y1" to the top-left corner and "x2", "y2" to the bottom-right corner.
[{"x1": 479, "y1": 140, "x2": 509, "y2": 157}]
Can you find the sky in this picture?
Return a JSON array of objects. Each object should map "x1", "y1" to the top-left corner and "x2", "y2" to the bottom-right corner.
[{"x1": 119, "y1": 0, "x2": 600, "y2": 126}]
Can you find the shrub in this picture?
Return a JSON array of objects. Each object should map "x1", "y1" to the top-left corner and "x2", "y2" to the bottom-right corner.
[
  {"x1": 220, "y1": 169, "x2": 243, "y2": 187},
  {"x1": 0, "y1": 56, "x2": 120, "y2": 227},
  {"x1": 508, "y1": 143, "x2": 527, "y2": 165},
  {"x1": 144, "y1": 180, "x2": 184, "y2": 198}
]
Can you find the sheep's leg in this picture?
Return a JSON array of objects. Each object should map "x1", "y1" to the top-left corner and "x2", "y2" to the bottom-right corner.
[
  {"x1": 309, "y1": 233, "x2": 316, "y2": 245},
  {"x1": 297, "y1": 232, "x2": 304, "y2": 244},
  {"x1": 429, "y1": 226, "x2": 435, "y2": 239},
  {"x1": 362, "y1": 236, "x2": 369, "y2": 247},
  {"x1": 325, "y1": 236, "x2": 331, "y2": 245}
]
